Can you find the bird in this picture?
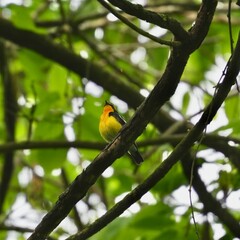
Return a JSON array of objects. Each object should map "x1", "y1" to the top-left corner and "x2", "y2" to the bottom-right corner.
[{"x1": 99, "y1": 101, "x2": 143, "y2": 164}]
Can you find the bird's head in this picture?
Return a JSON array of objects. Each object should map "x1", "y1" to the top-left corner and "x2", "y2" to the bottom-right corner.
[{"x1": 104, "y1": 100, "x2": 116, "y2": 113}]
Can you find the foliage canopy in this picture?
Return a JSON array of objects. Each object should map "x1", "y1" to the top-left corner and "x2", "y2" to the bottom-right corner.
[{"x1": 0, "y1": 0, "x2": 240, "y2": 240}]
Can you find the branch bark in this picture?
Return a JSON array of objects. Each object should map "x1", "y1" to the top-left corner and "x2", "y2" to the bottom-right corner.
[
  {"x1": 0, "y1": 41, "x2": 18, "y2": 213},
  {"x1": 106, "y1": 0, "x2": 190, "y2": 41},
  {"x1": 98, "y1": 0, "x2": 181, "y2": 46}
]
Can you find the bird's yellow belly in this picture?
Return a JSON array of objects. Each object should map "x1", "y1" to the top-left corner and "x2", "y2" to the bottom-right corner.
[{"x1": 99, "y1": 116, "x2": 122, "y2": 142}]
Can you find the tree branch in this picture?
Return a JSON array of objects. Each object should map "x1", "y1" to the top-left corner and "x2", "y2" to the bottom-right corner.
[
  {"x1": 0, "y1": 17, "x2": 147, "y2": 111},
  {"x1": 106, "y1": 0, "x2": 190, "y2": 42},
  {"x1": 0, "y1": 224, "x2": 33, "y2": 233},
  {"x1": 189, "y1": 0, "x2": 219, "y2": 50},
  {"x1": 0, "y1": 41, "x2": 17, "y2": 213},
  {"x1": 0, "y1": 140, "x2": 105, "y2": 152},
  {"x1": 0, "y1": 134, "x2": 238, "y2": 172},
  {"x1": 0, "y1": 18, "x2": 133, "y2": 93},
  {"x1": 98, "y1": 0, "x2": 180, "y2": 47}
]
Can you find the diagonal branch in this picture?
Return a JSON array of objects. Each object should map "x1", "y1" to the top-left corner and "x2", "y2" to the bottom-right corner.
[
  {"x1": 0, "y1": 17, "x2": 145, "y2": 109},
  {"x1": 189, "y1": 0, "x2": 219, "y2": 49}
]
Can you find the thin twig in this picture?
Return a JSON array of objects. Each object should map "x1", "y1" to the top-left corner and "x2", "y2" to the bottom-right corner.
[
  {"x1": 188, "y1": 45, "x2": 233, "y2": 240},
  {"x1": 227, "y1": 0, "x2": 240, "y2": 92},
  {"x1": 227, "y1": 0, "x2": 234, "y2": 54},
  {"x1": 98, "y1": 0, "x2": 180, "y2": 47},
  {"x1": 106, "y1": 0, "x2": 190, "y2": 41}
]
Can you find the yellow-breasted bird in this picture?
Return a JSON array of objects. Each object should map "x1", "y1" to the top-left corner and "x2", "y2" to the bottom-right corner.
[{"x1": 99, "y1": 101, "x2": 143, "y2": 164}]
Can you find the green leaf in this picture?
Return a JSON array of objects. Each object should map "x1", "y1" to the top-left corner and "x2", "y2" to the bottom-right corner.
[
  {"x1": 18, "y1": 49, "x2": 50, "y2": 82},
  {"x1": 32, "y1": 114, "x2": 64, "y2": 141},
  {"x1": 74, "y1": 95, "x2": 102, "y2": 141},
  {"x1": 93, "y1": 203, "x2": 176, "y2": 240},
  {"x1": 9, "y1": 4, "x2": 36, "y2": 31},
  {"x1": 29, "y1": 149, "x2": 66, "y2": 173},
  {"x1": 152, "y1": 162, "x2": 186, "y2": 197},
  {"x1": 182, "y1": 91, "x2": 190, "y2": 115},
  {"x1": 225, "y1": 96, "x2": 240, "y2": 122}
]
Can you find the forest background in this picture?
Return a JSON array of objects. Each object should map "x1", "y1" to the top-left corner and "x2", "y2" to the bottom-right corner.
[{"x1": 0, "y1": 0, "x2": 240, "y2": 239}]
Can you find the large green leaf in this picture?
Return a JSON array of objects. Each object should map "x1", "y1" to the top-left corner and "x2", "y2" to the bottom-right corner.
[
  {"x1": 93, "y1": 203, "x2": 176, "y2": 240},
  {"x1": 28, "y1": 148, "x2": 67, "y2": 173}
]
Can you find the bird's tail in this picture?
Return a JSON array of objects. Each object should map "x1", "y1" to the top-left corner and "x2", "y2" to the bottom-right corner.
[{"x1": 128, "y1": 144, "x2": 143, "y2": 165}]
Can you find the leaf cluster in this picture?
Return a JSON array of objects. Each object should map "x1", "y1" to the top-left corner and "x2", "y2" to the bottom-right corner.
[{"x1": 0, "y1": 1, "x2": 239, "y2": 240}]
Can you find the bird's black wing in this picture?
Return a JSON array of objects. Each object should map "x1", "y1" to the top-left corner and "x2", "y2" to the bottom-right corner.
[
  {"x1": 109, "y1": 111, "x2": 126, "y2": 126},
  {"x1": 110, "y1": 110, "x2": 144, "y2": 164}
]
